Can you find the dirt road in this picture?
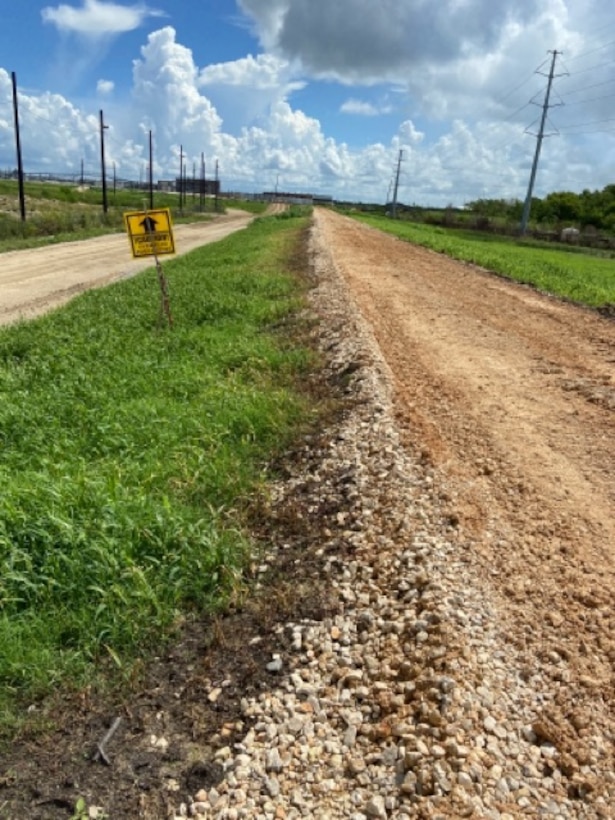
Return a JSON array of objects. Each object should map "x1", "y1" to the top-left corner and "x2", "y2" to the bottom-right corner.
[
  {"x1": 318, "y1": 208, "x2": 615, "y2": 544},
  {"x1": 0, "y1": 209, "x2": 254, "y2": 325},
  {"x1": 315, "y1": 208, "x2": 615, "y2": 783}
]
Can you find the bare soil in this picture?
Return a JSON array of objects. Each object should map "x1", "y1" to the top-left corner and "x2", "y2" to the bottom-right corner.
[{"x1": 0, "y1": 208, "x2": 614, "y2": 818}]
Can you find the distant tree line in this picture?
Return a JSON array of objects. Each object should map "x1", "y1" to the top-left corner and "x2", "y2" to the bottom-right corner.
[{"x1": 466, "y1": 184, "x2": 615, "y2": 232}]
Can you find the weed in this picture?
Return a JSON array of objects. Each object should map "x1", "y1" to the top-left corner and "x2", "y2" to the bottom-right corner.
[{"x1": 71, "y1": 797, "x2": 107, "y2": 820}]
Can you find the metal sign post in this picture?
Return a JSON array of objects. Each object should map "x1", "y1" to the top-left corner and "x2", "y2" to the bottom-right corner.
[{"x1": 124, "y1": 208, "x2": 175, "y2": 327}]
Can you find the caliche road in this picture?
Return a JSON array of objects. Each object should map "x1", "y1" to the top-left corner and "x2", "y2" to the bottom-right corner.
[{"x1": 0, "y1": 209, "x2": 254, "y2": 326}]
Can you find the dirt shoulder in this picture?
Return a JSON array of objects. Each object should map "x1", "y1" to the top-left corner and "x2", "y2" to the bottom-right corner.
[{"x1": 0, "y1": 210, "x2": 254, "y2": 326}]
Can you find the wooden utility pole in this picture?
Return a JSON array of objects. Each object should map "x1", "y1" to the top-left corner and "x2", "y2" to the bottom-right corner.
[
  {"x1": 99, "y1": 110, "x2": 108, "y2": 213},
  {"x1": 11, "y1": 72, "x2": 26, "y2": 222},
  {"x1": 200, "y1": 152, "x2": 205, "y2": 212},
  {"x1": 179, "y1": 144, "x2": 184, "y2": 213},
  {"x1": 148, "y1": 130, "x2": 154, "y2": 210},
  {"x1": 214, "y1": 160, "x2": 219, "y2": 212}
]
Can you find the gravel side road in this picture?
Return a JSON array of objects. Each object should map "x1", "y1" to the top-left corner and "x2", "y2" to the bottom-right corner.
[{"x1": 0, "y1": 210, "x2": 254, "y2": 325}]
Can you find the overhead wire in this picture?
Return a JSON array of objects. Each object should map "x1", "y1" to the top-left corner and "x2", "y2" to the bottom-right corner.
[
  {"x1": 564, "y1": 37, "x2": 615, "y2": 64},
  {"x1": 523, "y1": 35, "x2": 615, "y2": 133},
  {"x1": 559, "y1": 78, "x2": 615, "y2": 96},
  {"x1": 493, "y1": 66, "x2": 545, "y2": 106}
]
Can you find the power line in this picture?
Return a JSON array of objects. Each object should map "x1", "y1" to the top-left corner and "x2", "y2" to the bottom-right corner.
[
  {"x1": 494, "y1": 68, "x2": 544, "y2": 106},
  {"x1": 559, "y1": 58, "x2": 615, "y2": 77},
  {"x1": 559, "y1": 78, "x2": 615, "y2": 96},
  {"x1": 501, "y1": 100, "x2": 533, "y2": 122},
  {"x1": 564, "y1": 38, "x2": 615, "y2": 64},
  {"x1": 561, "y1": 90, "x2": 615, "y2": 106},
  {"x1": 558, "y1": 116, "x2": 615, "y2": 130}
]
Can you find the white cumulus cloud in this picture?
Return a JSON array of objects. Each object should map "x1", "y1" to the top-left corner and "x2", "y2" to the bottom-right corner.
[
  {"x1": 2, "y1": 2, "x2": 615, "y2": 209},
  {"x1": 129, "y1": 27, "x2": 223, "y2": 175},
  {"x1": 199, "y1": 53, "x2": 304, "y2": 134},
  {"x1": 340, "y1": 99, "x2": 393, "y2": 117},
  {"x1": 96, "y1": 79, "x2": 115, "y2": 95},
  {"x1": 41, "y1": 0, "x2": 165, "y2": 38}
]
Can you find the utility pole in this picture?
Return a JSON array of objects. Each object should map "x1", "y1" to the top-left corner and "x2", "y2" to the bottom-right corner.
[
  {"x1": 179, "y1": 145, "x2": 184, "y2": 213},
  {"x1": 520, "y1": 50, "x2": 563, "y2": 235},
  {"x1": 214, "y1": 160, "x2": 219, "y2": 212},
  {"x1": 391, "y1": 149, "x2": 403, "y2": 219},
  {"x1": 11, "y1": 72, "x2": 26, "y2": 222},
  {"x1": 200, "y1": 152, "x2": 205, "y2": 212},
  {"x1": 148, "y1": 130, "x2": 154, "y2": 209},
  {"x1": 99, "y1": 110, "x2": 108, "y2": 213}
]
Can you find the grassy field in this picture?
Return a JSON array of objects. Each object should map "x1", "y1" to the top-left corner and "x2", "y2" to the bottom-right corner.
[
  {"x1": 354, "y1": 214, "x2": 615, "y2": 309},
  {"x1": 0, "y1": 209, "x2": 314, "y2": 734},
  {"x1": 0, "y1": 178, "x2": 267, "y2": 252}
]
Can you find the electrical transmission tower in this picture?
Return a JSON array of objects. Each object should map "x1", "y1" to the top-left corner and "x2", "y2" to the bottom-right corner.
[
  {"x1": 519, "y1": 50, "x2": 566, "y2": 235},
  {"x1": 391, "y1": 149, "x2": 403, "y2": 219}
]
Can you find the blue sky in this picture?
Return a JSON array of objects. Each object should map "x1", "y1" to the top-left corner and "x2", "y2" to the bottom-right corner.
[{"x1": 1, "y1": 0, "x2": 615, "y2": 205}]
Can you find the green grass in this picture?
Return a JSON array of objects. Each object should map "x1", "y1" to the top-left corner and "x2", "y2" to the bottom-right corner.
[
  {"x1": 0, "y1": 178, "x2": 178, "y2": 210},
  {"x1": 226, "y1": 198, "x2": 269, "y2": 215},
  {"x1": 0, "y1": 179, "x2": 267, "y2": 251},
  {"x1": 0, "y1": 211, "x2": 315, "y2": 731},
  {"x1": 355, "y1": 214, "x2": 615, "y2": 309}
]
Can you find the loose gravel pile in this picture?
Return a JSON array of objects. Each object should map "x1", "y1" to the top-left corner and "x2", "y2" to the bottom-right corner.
[{"x1": 174, "y1": 222, "x2": 609, "y2": 818}]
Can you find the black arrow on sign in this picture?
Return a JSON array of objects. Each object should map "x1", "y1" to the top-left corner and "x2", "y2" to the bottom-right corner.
[{"x1": 140, "y1": 216, "x2": 158, "y2": 233}]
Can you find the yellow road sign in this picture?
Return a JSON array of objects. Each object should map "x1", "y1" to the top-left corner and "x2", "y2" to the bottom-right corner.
[{"x1": 124, "y1": 208, "x2": 175, "y2": 257}]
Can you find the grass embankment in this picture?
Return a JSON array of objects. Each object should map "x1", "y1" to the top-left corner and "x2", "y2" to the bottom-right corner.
[
  {"x1": 355, "y1": 214, "x2": 615, "y2": 309},
  {"x1": 0, "y1": 178, "x2": 268, "y2": 252},
  {"x1": 0, "y1": 210, "x2": 314, "y2": 733}
]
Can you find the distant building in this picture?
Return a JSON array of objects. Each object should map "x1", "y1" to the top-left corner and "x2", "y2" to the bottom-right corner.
[
  {"x1": 263, "y1": 191, "x2": 331, "y2": 205},
  {"x1": 175, "y1": 178, "x2": 220, "y2": 196}
]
